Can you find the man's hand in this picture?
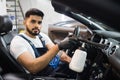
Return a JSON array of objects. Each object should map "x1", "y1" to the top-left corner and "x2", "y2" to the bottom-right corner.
[{"x1": 58, "y1": 35, "x2": 79, "y2": 50}]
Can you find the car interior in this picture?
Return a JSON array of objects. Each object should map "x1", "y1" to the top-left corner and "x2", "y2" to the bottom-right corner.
[
  {"x1": 0, "y1": 0, "x2": 120, "y2": 80},
  {"x1": 0, "y1": 15, "x2": 77, "y2": 80},
  {"x1": 0, "y1": 15, "x2": 29, "y2": 79},
  {"x1": 50, "y1": 0, "x2": 120, "y2": 80}
]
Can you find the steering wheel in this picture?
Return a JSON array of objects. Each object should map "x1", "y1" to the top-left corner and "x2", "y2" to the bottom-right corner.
[
  {"x1": 66, "y1": 26, "x2": 81, "y2": 57},
  {"x1": 73, "y1": 26, "x2": 80, "y2": 37}
]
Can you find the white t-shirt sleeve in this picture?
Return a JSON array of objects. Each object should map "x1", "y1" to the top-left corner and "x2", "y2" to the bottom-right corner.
[
  {"x1": 10, "y1": 36, "x2": 32, "y2": 59},
  {"x1": 10, "y1": 33, "x2": 52, "y2": 59}
]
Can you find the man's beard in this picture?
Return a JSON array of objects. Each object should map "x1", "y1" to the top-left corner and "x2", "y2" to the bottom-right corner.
[{"x1": 26, "y1": 27, "x2": 40, "y2": 36}]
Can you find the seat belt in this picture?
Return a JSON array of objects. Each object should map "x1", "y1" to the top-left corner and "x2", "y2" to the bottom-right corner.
[{"x1": 19, "y1": 34, "x2": 60, "y2": 69}]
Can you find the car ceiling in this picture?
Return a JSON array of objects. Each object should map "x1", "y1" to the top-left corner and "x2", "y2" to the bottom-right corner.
[{"x1": 52, "y1": 0, "x2": 120, "y2": 31}]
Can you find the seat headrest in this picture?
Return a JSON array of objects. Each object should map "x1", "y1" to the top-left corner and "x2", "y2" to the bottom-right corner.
[{"x1": 0, "y1": 15, "x2": 13, "y2": 34}]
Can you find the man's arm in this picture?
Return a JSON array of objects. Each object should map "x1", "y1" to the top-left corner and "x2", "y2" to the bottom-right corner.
[
  {"x1": 16, "y1": 35, "x2": 78, "y2": 74},
  {"x1": 47, "y1": 43, "x2": 71, "y2": 63},
  {"x1": 59, "y1": 51, "x2": 71, "y2": 63},
  {"x1": 17, "y1": 44, "x2": 59, "y2": 74}
]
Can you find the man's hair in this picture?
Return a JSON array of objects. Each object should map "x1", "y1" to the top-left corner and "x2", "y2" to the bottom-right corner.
[{"x1": 25, "y1": 8, "x2": 44, "y2": 19}]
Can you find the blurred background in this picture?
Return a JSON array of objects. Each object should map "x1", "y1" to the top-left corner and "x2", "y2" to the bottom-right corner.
[{"x1": 0, "y1": 0, "x2": 73, "y2": 34}]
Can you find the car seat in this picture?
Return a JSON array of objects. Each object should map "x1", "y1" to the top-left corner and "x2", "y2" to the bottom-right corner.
[{"x1": 0, "y1": 15, "x2": 26, "y2": 74}]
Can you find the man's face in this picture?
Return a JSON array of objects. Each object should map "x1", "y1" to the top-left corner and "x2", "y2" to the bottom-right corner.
[{"x1": 24, "y1": 15, "x2": 42, "y2": 36}]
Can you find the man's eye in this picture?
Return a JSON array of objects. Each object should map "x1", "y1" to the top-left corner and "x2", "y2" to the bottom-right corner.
[
  {"x1": 38, "y1": 21, "x2": 42, "y2": 24},
  {"x1": 31, "y1": 20, "x2": 36, "y2": 23}
]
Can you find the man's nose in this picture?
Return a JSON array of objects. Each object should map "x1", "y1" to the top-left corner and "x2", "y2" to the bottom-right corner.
[
  {"x1": 35, "y1": 23, "x2": 40, "y2": 27},
  {"x1": 35, "y1": 23, "x2": 41, "y2": 29}
]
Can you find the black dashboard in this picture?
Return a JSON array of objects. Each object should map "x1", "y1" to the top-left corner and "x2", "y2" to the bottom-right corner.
[{"x1": 91, "y1": 30, "x2": 120, "y2": 73}]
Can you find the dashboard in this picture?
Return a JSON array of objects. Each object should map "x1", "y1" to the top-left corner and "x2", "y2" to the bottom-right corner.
[{"x1": 91, "y1": 30, "x2": 120, "y2": 73}]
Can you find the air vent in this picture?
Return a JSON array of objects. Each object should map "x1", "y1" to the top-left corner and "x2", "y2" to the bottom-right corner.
[
  {"x1": 101, "y1": 39, "x2": 105, "y2": 44},
  {"x1": 91, "y1": 34, "x2": 102, "y2": 43},
  {"x1": 101, "y1": 39, "x2": 108, "y2": 44},
  {"x1": 104, "y1": 42, "x2": 112, "y2": 50},
  {"x1": 108, "y1": 45, "x2": 119, "y2": 56},
  {"x1": 102, "y1": 41, "x2": 112, "y2": 56}
]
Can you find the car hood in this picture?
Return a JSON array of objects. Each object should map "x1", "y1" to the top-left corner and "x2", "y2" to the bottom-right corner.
[{"x1": 51, "y1": 0, "x2": 120, "y2": 31}]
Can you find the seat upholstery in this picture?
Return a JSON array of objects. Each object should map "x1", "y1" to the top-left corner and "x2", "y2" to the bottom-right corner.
[
  {"x1": 0, "y1": 15, "x2": 25, "y2": 74},
  {"x1": 0, "y1": 16, "x2": 12, "y2": 34}
]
